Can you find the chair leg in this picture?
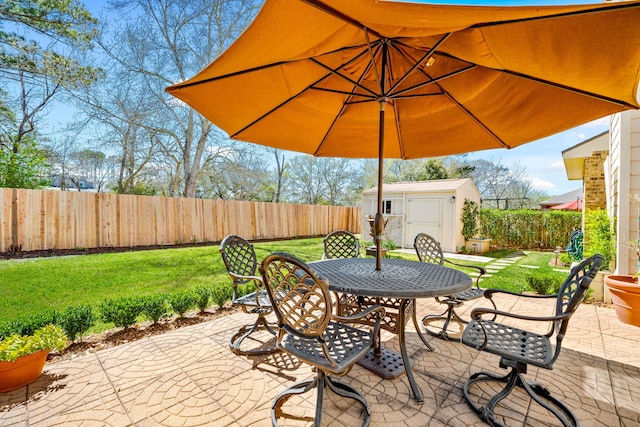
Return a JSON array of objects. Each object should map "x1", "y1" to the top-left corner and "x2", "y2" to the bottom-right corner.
[
  {"x1": 229, "y1": 313, "x2": 279, "y2": 355},
  {"x1": 271, "y1": 371, "x2": 371, "y2": 427},
  {"x1": 463, "y1": 362, "x2": 579, "y2": 427},
  {"x1": 422, "y1": 300, "x2": 465, "y2": 341}
]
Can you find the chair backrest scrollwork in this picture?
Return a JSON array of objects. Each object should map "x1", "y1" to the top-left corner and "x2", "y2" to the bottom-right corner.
[
  {"x1": 323, "y1": 230, "x2": 360, "y2": 259},
  {"x1": 260, "y1": 252, "x2": 332, "y2": 340}
]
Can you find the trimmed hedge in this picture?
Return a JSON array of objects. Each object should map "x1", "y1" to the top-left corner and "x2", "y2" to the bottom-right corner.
[{"x1": 480, "y1": 209, "x2": 581, "y2": 249}]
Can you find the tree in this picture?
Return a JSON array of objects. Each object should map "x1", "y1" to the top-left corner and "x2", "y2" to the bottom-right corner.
[
  {"x1": 286, "y1": 155, "x2": 327, "y2": 205},
  {"x1": 198, "y1": 145, "x2": 271, "y2": 200},
  {"x1": 98, "y1": 0, "x2": 261, "y2": 198},
  {"x1": 385, "y1": 158, "x2": 449, "y2": 182},
  {"x1": 0, "y1": 0, "x2": 100, "y2": 188},
  {"x1": 0, "y1": 134, "x2": 50, "y2": 188}
]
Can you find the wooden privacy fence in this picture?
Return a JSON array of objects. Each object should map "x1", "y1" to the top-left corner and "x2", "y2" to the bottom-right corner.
[{"x1": 0, "y1": 188, "x2": 362, "y2": 253}]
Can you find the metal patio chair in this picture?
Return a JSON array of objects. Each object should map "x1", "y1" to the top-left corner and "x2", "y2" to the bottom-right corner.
[
  {"x1": 322, "y1": 230, "x2": 361, "y2": 259},
  {"x1": 260, "y1": 252, "x2": 385, "y2": 427},
  {"x1": 414, "y1": 232, "x2": 491, "y2": 340},
  {"x1": 219, "y1": 234, "x2": 278, "y2": 355},
  {"x1": 461, "y1": 254, "x2": 603, "y2": 427}
]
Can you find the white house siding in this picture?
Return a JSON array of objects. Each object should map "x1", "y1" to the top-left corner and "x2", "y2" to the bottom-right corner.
[{"x1": 608, "y1": 110, "x2": 640, "y2": 275}]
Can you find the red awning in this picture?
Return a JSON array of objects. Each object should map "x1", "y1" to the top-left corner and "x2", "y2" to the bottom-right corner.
[{"x1": 550, "y1": 199, "x2": 583, "y2": 210}]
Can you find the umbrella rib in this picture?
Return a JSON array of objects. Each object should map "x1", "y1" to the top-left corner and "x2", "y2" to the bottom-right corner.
[
  {"x1": 468, "y1": 1, "x2": 640, "y2": 30},
  {"x1": 499, "y1": 69, "x2": 638, "y2": 110},
  {"x1": 300, "y1": 0, "x2": 384, "y2": 39},
  {"x1": 314, "y1": 53, "x2": 381, "y2": 155},
  {"x1": 387, "y1": 34, "x2": 451, "y2": 96},
  {"x1": 442, "y1": 89, "x2": 511, "y2": 149},
  {"x1": 310, "y1": 57, "x2": 380, "y2": 98},
  {"x1": 391, "y1": 65, "x2": 476, "y2": 98},
  {"x1": 229, "y1": 73, "x2": 340, "y2": 139}
]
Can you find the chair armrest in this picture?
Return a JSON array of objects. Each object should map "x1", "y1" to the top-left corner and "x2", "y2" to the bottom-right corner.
[
  {"x1": 469, "y1": 306, "x2": 571, "y2": 323},
  {"x1": 444, "y1": 258, "x2": 486, "y2": 275},
  {"x1": 333, "y1": 304, "x2": 385, "y2": 323},
  {"x1": 444, "y1": 259, "x2": 486, "y2": 287},
  {"x1": 333, "y1": 305, "x2": 386, "y2": 346},
  {"x1": 483, "y1": 288, "x2": 557, "y2": 299},
  {"x1": 228, "y1": 272, "x2": 263, "y2": 284}
]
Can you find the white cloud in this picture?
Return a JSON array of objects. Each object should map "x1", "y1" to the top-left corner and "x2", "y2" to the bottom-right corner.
[
  {"x1": 547, "y1": 161, "x2": 565, "y2": 171},
  {"x1": 526, "y1": 176, "x2": 556, "y2": 190}
]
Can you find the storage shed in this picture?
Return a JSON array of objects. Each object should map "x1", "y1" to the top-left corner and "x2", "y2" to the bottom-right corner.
[{"x1": 361, "y1": 178, "x2": 481, "y2": 252}]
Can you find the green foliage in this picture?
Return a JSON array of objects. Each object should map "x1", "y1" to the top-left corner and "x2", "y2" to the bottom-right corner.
[
  {"x1": 141, "y1": 294, "x2": 170, "y2": 324},
  {"x1": 382, "y1": 239, "x2": 399, "y2": 250},
  {"x1": 168, "y1": 291, "x2": 196, "y2": 317},
  {"x1": 237, "y1": 282, "x2": 256, "y2": 298},
  {"x1": 58, "y1": 305, "x2": 95, "y2": 342},
  {"x1": 584, "y1": 208, "x2": 615, "y2": 271},
  {"x1": 0, "y1": 324, "x2": 67, "y2": 362},
  {"x1": 193, "y1": 285, "x2": 211, "y2": 312},
  {"x1": 479, "y1": 209, "x2": 581, "y2": 249},
  {"x1": 461, "y1": 199, "x2": 479, "y2": 241},
  {"x1": 0, "y1": 135, "x2": 51, "y2": 189},
  {"x1": 210, "y1": 284, "x2": 233, "y2": 309},
  {"x1": 526, "y1": 269, "x2": 567, "y2": 295},
  {"x1": 99, "y1": 297, "x2": 144, "y2": 329},
  {"x1": 0, "y1": 310, "x2": 58, "y2": 339}
]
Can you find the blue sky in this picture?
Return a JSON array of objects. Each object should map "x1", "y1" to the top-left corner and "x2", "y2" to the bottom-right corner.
[{"x1": 67, "y1": 0, "x2": 609, "y2": 197}]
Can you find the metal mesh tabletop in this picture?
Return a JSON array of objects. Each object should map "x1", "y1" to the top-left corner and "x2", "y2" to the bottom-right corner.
[{"x1": 310, "y1": 258, "x2": 471, "y2": 298}]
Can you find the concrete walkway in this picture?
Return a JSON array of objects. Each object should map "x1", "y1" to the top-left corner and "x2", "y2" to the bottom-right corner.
[{"x1": 1, "y1": 293, "x2": 639, "y2": 426}]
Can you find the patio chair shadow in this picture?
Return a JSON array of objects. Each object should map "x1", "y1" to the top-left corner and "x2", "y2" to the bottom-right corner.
[{"x1": 248, "y1": 348, "x2": 303, "y2": 382}]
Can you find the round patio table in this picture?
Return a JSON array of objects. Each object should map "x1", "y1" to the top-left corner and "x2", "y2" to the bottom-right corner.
[{"x1": 310, "y1": 257, "x2": 472, "y2": 403}]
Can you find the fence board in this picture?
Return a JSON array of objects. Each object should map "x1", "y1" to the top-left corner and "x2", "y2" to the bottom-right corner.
[{"x1": 0, "y1": 188, "x2": 362, "y2": 252}]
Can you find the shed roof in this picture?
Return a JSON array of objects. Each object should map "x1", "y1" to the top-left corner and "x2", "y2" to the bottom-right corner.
[{"x1": 363, "y1": 178, "x2": 473, "y2": 195}]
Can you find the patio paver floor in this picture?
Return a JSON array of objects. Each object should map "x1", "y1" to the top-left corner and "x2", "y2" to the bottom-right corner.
[{"x1": 1, "y1": 293, "x2": 639, "y2": 426}]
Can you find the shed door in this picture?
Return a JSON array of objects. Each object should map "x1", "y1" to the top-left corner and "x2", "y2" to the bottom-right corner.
[{"x1": 406, "y1": 197, "x2": 442, "y2": 247}]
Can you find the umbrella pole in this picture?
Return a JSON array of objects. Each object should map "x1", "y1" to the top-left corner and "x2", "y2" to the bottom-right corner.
[{"x1": 374, "y1": 98, "x2": 388, "y2": 271}]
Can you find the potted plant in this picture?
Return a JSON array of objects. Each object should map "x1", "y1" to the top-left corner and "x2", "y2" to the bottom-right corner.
[
  {"x1": 604, "y1": 239, "x2": 640, "y2": 326},
  {"x1": 0, "y1": 324, "x2": 67, "y2": 392}
]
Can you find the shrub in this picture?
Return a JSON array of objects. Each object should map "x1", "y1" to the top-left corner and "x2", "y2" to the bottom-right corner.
[
  {"x1": 210, "y1": 284, "x2": 233, "y2": 309},
  {"x1": 194, "y1": 285, "x2": 212, "y2": 312},
  {"x1": 584, "y1": 208, "x2": 615, "y2": 271},
  {"x1": 168, "y1": 291, "x2": 196, "y2": 317},
  {"x1": 526, "y1": 269, "x2": 567, "y2": 295},
  {"x1": 59, "y1": 305, "x2": 95, "y2": 342},
  {"x1": 0, "y1": 311, "x2": 58, "y2": 339},
  {"x1": 99, "y1": 297, "x2": 144, "y2": 329},
  {"x1": 141, "y1": 295, "x2": 170, "y2": 324},
  {"x1": 237, "y1": 282, "x2": 255, "y2": 298}
]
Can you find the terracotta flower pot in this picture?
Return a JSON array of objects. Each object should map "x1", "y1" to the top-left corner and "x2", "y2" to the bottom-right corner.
[
  {"x1": 0, "y1": 349, "x2": 50, "y2": 393},
  {"x1": 604, "y1": 275, "x2": 640, "y2": 327}
]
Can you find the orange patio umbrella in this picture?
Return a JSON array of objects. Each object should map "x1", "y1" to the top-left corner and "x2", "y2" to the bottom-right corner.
[{"x1": 166, "y1": 0, "x2": 640, "y2": 270}]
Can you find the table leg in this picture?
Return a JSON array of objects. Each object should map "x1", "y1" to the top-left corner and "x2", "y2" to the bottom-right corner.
[
  {"x1": 412, "y1": 300, "x2": 435, "y2": 352},
  {"x1": 399, "y1": 299, "x2": 423, "y2": 402}
]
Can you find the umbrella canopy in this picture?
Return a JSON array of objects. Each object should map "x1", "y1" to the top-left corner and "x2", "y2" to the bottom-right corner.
[
  {"x1": 166, "y1": 0, "x2": 640, "y2": 268},
  {"x1": 550, "y1": 199, "x2": 583, "y2": 211}
]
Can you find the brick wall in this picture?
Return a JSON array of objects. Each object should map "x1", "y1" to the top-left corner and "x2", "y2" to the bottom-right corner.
[{"x1": 584, "y1": 150, "x2": 607, "y2": 210}]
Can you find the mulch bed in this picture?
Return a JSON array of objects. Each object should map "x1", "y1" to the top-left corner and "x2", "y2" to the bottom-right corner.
[{"x1": 47, "y1": 307, "x2": 239, "y2": 363}]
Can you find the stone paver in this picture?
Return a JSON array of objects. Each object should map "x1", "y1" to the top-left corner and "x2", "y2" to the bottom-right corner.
[{"x1": 1, "y1": 294, "x2": 639, "y2": 426}]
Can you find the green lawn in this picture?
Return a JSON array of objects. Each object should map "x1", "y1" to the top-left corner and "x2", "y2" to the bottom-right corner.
[{"x1": 0, "y1": 238, "x2": 562, "y2": 327}]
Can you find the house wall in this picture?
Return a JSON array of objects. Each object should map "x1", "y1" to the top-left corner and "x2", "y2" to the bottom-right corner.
[
  {"x1": 583, "y1": 151, "x2": 607, "y2": 210},
  {"x1": 608, "y1": 110, "x2": 640, "y2": 275}
]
